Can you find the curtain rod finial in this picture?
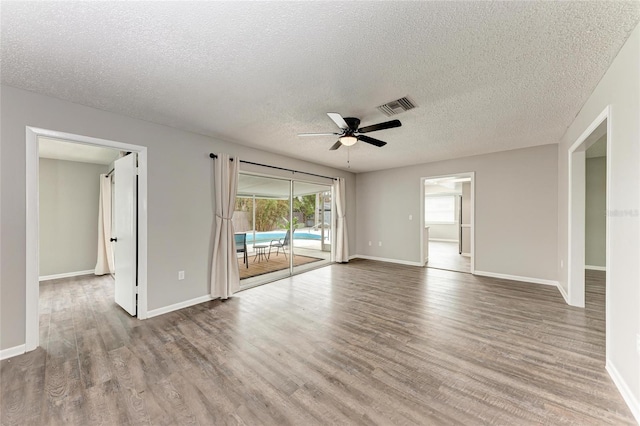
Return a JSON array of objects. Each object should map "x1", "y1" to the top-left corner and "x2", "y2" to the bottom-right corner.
[{"x1": 209, "y1": 153, "x2": 217, "y2": 159}]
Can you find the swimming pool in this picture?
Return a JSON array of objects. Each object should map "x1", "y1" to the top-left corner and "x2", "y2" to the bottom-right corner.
[{"x1": 242, "y1": 231, "x2": 321, "y2": 245}]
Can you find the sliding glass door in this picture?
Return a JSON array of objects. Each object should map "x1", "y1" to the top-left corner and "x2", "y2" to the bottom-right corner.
[{"x1": 233, "y1": 173, "x2": 333, "y2": 288}]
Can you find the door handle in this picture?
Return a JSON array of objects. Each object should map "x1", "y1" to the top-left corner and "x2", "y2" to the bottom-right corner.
[{"x1": 110, "y1": 238, "x2": 117, "y2": 242}]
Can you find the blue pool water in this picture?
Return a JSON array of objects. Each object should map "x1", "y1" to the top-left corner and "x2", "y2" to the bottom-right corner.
[{"x1": 243, "y1": 231, "x2": 321, "y2": 244}]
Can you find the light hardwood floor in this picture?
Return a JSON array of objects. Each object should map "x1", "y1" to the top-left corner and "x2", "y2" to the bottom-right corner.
[{"x1": 0, "y1": 262, "x2": 633, "y2": 425}]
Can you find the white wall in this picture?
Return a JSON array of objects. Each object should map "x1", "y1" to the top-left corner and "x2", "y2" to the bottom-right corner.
[
  {"x1": 557, "y1": 23, "x2": 640, "y2": 412},
  {"x1": 39, "y1": 158, "x2": 107, "y2": 276},
  {"x1": 0, "y1": 85, "x2": 357, "y2": 351},
  {"x1": 428, "y1": 223, "x2": 458, "y2": 241},
  {"x1": 356, "y1": 144, "x2": 558, "y2": 280},
  {"x1": 585, "y1": 156, "x2": 606, "y2": 268}
]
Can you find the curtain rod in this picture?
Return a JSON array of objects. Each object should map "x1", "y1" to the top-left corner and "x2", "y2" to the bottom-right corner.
[
  {"x1": 209, "y1": 153, "x2": 337, "y2": 181},
  {"x1": 105, "y1": 168, "x2": 114, "y2": 178}
]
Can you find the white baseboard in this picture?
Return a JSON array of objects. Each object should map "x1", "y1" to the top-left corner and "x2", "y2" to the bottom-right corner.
[
  {"x1": 474, "y1": 270, "x2": 559, "y2": 286},
  {"x1": 607, "y1": 360, "x2": 640, "y2": 424},
  {"x1": 429, "y1": 238, "x2": 458, "y2": 243},
  {"x1": 146, "y1": 294, "x2": 215, "y2": 319},
  {"x1": 39, "y1": 269, "x2": 95, "y2": 281},
  {"x1": 586, "y1": 265, "x2": 606, "y2": 271},
  {"x1": 0, "y1": 344, "x2": 26, "y2": 360},
  {"x1": 353, "y1": 255, "x2": 423, "y2": 267},
  {"x1": 461, "y1": 253, "x2": 471, "y2": 257},
  {"x1": 556, "y1": 281, "x2": 569, "y2": 303}
]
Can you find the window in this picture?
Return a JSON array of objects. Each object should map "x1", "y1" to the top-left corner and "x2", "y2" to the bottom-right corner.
[{"x1": 425, "y1": 195, "x2": 456, "y2": 224}]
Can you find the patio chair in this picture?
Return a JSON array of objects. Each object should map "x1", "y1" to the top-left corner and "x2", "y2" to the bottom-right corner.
[
  {"x1": 269, "y1": 230, "x2": 292, "y2": 260},
  {"x1": 235, "y1": 233, "x2": 248, "y2": 268}
]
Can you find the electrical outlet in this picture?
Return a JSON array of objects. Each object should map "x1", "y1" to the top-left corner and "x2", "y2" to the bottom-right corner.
[
  {"x1": 409, "y1": 214, "x2": 413, "y2": 220},
  {"x1": 378, "y1": 241, "x2": 382, "y2": 247},
  {"x1": 560, "y1": 260, "x2": 564, "y2": 268},
  {"x1": 178, "y1": 271, "x2": 185, "y2": 280},
  {"x1": 368, "y1": 241, "x2": 372, "y2": 246}
]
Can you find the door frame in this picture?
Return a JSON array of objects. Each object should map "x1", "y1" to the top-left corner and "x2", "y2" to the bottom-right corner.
[
  {"x1": 420, "y1": 172, "x2": 475, "y2": 273},
  {"x1": 25, "y1": 127, "x2": 148, "y2": 352},
  {"x1": 567, "y1": 106, "x2": 611, "y2": 310}
]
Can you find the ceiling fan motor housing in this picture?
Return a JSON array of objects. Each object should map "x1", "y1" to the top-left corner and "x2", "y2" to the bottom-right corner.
[{"x1": 344, "y1": 117, "x2": 360, "y2": 131}]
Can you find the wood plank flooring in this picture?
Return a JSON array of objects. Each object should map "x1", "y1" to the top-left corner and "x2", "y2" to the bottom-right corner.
[
  {"x1": 427, "y1": 241, "x2": 471, "y2": 273},
  {"x1": 1, "y1": 262, "x2": 633, "y2": 425}
]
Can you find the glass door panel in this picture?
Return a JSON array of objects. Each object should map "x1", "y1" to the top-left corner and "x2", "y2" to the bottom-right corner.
[
  {"x1": 291, "y1": 181, "x2": 333, "y2": 275},
  {"x1": 234, "y1": 174, "x2": 291, "y2": 287}
]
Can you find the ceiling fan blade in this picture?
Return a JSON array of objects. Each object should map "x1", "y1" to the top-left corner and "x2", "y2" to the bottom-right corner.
[
  {"x1": 298, "y1": 132, "x2": 340, "y2": 137},
  {"x1": 327, "y1": 112, "x2": 349, "y2": 130},
  {"x1": 357, "y1": 119, "x2": 402, "y2": 134},
  {"x1": 358, "y1": 135, "x2": 387, "y2": 147},
  {"x1": 329, "y1": 141, "x2": 342, "y2": 150}
]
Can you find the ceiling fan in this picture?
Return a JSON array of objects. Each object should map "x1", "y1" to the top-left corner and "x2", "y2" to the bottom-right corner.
[{"x1": 298, "y1": 113, "x2": 401, "y2": 150}]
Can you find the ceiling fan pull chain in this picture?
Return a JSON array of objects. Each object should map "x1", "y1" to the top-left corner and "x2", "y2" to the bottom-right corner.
[{"x1": 347, "y1": 147, "x2": 350, "y2": 169}]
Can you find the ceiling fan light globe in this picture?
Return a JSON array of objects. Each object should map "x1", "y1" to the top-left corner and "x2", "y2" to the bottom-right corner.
[{"x1": 340, "y1": 136, "x2": 358, "y2": 146}]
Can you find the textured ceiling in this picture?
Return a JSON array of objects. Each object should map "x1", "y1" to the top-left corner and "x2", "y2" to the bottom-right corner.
[{"x1": 2, "y1": 2, "x2": 639, "y2": 173}]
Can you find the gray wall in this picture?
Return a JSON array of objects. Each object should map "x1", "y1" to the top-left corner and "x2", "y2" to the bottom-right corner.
[
  {"x1": 0, "y1": 85, "x2": 357, "y2": 350},
  {"x1": 557, "y1": 23, "x2": 640, "y2": 405},
  {"x1": 585, "y1": 157, "x2": 606, "y2": 268},
  {"x1": 356, "y1": 144, "x2": 558, "y2": 280},
  {"x1": 39, "y1": 158, "x2": 107, "y2": 276}
]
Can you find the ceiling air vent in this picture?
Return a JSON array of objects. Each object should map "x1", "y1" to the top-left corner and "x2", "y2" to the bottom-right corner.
[{"x1": 377, "y1": 96, "x2": 416, "y2": 116}]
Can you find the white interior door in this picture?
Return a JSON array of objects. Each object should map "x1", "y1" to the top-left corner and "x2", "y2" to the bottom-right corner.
[{"x1": 114, "y1": 153, "x2": 137, "y2": 315}]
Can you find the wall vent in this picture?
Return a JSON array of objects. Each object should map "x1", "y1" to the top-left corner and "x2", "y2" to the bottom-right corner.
[{"x1": 377, "y1": 96, "x2": 416, "y2": 116}]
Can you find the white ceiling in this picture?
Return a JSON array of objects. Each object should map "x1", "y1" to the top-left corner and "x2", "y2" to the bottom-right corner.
[
  {"x1": 38, "y1": 137, "x2": 121, "y2": 165},
  {"x1": 3, "y1": 2, "x2": 639, "y2": 173}
]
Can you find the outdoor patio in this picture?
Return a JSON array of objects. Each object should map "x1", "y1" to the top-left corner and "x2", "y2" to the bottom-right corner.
[{"x1": 236, "y1": 228, "x2": 331, "y2": 280}]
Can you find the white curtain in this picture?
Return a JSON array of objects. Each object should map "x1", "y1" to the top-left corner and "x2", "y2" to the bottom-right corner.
[
  {"x1": 334, "y1": 177, "x2": 349, "y2": 262},
  {"x1": 95, "y1": 174, "x2": 115, "y2": 275},
  {"x1": 211, "y1": 153, "x2": 240, "y2": 299}
]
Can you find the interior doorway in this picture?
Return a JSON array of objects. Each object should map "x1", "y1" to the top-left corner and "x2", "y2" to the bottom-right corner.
[
  {"x1": 567, "y1": 108, "x2": 610, "y2": 308},
  {"x1": 37, "y1": 137, "x2": 121, "y2": 281},
  {"x1": 420, "y1": 173, "x2": 475, "y2": 274},
  {"x1": 567, "y1": 107, "x2": 611, "y2": 363},
  {"x1": 567, "y1": 107, "x2": 612, "y2": 366},
  {"x1": 25, "y1": 127, "x2": 148, "y2": 352}
]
